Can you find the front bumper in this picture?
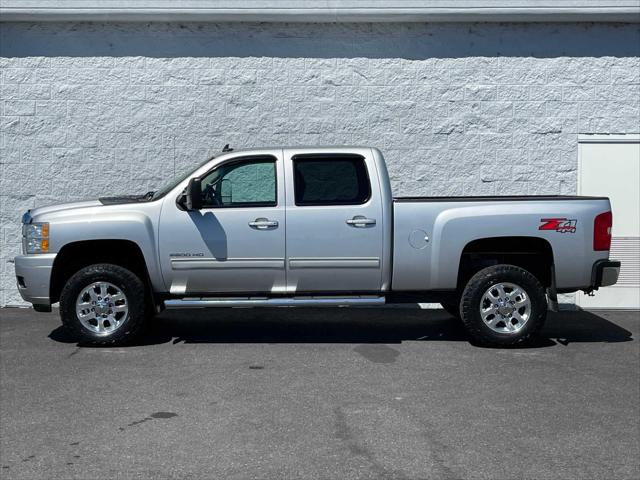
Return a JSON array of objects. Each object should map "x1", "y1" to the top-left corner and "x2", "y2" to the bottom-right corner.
[
  {"x1": 14, "y1": 254, "x2": 56, "y2": 305},
  {"x1": 592, "y1": 259, "x2": 621, "y2": 288}
]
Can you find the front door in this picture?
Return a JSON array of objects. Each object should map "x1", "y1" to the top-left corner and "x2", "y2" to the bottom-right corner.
[
  {"x1": 159, "y1": 152, "x2": 286, "y2": 294},
  {"x1": 283, "y1": 149, "x2": 385, "y2": 293}
]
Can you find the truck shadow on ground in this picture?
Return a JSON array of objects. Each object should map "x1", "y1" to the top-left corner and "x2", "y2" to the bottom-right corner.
[{"x1": 48, "y1": 308, "x2": 634, "y2": 349}]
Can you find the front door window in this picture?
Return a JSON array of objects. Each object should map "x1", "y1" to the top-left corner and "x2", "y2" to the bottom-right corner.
[{"x1": 200, "y1": 157, "x2": 277, "y2": 208}]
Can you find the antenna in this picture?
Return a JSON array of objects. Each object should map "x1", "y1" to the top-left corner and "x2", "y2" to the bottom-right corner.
[{"x1": 222, "y1": 144, "x2": 233, "y2": 152}]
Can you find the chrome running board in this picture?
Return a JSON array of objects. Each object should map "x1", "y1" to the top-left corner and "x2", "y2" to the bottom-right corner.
[{"x1": 163, "y1": 296, "x2": 385, "y2": 309}]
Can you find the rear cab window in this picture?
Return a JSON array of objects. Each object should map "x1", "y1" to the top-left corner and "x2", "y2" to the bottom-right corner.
[{"x1": 292, "y1": 155, "x2": 371, "y2": 206}]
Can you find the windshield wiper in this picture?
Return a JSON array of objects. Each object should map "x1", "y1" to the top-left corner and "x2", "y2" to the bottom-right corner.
[{"x1": 143, "y1": 191, "x2": 155, "y2": 200}]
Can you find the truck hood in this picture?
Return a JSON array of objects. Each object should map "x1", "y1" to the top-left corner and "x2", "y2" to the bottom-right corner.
[{"x1": 27, "y1": 200, "x2": 103, "y2": 219}]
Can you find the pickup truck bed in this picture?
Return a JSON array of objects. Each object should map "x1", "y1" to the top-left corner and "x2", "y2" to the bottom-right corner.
[
  {"x1": 391, "y1": 193, "x2": 613, "y2": 293},
  {"x1": 394, "y1": 195, "x2": 608, "y2": 202}
]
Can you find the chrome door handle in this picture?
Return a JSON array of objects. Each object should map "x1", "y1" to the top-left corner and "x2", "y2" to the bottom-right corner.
[
  {"x1": 249, "y1": 218, "x2": 279, "y2": 229},
  {"x1": 346, "y1": 216, "x2": 376, "y2": 227}
]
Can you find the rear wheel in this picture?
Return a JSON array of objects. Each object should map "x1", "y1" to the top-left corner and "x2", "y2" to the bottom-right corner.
[
  {"x1": 460, "y1": 264, "x2": 547, "y2": 347},
  {"x1": 60, "y1": 264, "x2": 147, "y2": 346}
]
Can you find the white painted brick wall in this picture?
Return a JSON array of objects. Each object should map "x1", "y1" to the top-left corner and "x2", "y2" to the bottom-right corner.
[{"x1": 1, "y1": 22, "x2": 639, "y2": 306}]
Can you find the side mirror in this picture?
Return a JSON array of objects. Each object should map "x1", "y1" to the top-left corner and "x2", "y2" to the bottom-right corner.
[{"x1": 185, "y1": 177, "x2": 202, "y2": 210}]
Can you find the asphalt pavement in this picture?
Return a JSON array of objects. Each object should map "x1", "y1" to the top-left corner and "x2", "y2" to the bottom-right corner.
[{"x1": 1, "y1": 307, "x2": 639, "y2": 480}]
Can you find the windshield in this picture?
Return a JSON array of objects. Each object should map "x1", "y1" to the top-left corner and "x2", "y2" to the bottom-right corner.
[{"x1": 150, "y1": 155, "x2": 216, "y2": 200}]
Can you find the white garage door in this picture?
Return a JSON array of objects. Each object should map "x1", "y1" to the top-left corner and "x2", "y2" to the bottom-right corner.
[{"x1": 577, "y1": 134, "x2": 640, "y2": 310}]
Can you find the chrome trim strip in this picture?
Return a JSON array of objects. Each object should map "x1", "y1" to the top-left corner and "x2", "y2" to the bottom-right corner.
[
  {"x1": 169, "y1": 277, "x2": 188, "y2": 295},
  {"x1": 288, "y1": 257, "x2": 381, "y2": 269},
  {"x1": 164, "y1": 296, "x2": 385, "y2": 309},
  {"x1": 171, "y1": 257, "x2": 285, "y2": 270}
]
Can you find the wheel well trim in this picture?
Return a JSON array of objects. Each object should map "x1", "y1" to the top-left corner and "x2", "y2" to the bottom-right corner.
[
  {"x1": 456, "y1": 235, "x2": 555, "y2": 289},
  {"x1": 50, "y1": 238, "x2": 155, "y2": 304}
]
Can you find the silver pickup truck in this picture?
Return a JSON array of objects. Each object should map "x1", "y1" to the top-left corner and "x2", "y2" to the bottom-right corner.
[{"x1": 15, "y1": 146, "x2": 620, "y2": 347}]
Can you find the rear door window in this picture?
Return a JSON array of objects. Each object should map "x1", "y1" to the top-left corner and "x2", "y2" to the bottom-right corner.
[{"x1": 293, "y1": 155, "x2": 371, "y2": 206}]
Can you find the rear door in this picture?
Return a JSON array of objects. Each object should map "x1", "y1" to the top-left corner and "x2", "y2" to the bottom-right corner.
[{"x1": 283, "y1": 148, "x2": 385, "y2": 293}]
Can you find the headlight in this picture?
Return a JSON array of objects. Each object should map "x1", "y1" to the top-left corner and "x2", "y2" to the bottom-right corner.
[{"x1": 22, "y1": 222, "x2": 49, "y2": 254}]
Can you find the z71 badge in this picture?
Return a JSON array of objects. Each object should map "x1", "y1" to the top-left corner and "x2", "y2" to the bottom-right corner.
[{"x1": 539, "y1": 218, "x2": 577, "y2": 233}]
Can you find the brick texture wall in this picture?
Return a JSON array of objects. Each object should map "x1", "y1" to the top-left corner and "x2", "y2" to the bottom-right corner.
[{"x1": 1, "y1": 22, "x2": 639, "y2": 305}]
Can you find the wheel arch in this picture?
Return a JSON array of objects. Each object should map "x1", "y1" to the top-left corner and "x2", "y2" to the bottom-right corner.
[
  {"x1": 457, "y1": 236, "x2": 555, "y2": 290},
  {"x1": 50, "y1": 239, "x2": 153, "y2": 305}
]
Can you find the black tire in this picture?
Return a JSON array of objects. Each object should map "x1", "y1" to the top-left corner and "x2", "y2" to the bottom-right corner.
[
  {"x1": 440, "y1": 302, "x2": 461, "y2": 319},
  {"x1": 60, "y1": 263, "x2": 148, "y2": 346},
  {"x1": 460, "y1": 264, "x2": 547, "y2": 347}
]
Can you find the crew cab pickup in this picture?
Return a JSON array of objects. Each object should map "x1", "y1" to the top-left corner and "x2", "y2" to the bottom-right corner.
[{"x1": 15, "y1": 147, "x2": 620, "y2": 346}]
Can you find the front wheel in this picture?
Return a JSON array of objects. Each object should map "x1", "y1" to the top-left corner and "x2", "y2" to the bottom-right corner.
[
  {"x1": 59, "y1": 264, "x2": 148, "y2": 346},
  {"x1": 460, "y1": 264, "x2": 547, "y2": 347}
]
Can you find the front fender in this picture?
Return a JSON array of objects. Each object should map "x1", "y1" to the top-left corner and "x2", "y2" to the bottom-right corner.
[{"x1": 41, "y1": 204, "x2": 163, "y2": 292}]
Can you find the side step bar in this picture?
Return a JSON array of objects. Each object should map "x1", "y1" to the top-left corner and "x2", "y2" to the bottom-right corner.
[{"x1": 164, "y1": 296, "x2": 386, "y2": 309}]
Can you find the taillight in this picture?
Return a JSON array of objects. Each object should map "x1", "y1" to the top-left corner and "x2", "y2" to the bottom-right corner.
[{"x1": 593, "y1": 211, "x2": 612, "y2": 251}]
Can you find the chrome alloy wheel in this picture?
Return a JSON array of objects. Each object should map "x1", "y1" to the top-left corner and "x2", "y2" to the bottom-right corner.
[
  {"x1": 480, "y1": 282, "x2": 531, "y2": 334},
  {"x1": 76, "y1": 282, "x2": 128, "y2": 335}
]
